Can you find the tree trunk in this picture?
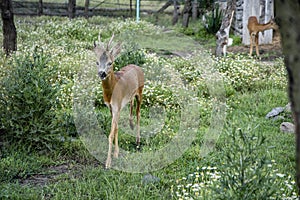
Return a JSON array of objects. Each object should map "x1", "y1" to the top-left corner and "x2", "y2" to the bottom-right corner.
[
  {"x1": 68, "y1": 0, "x2": 76, "y2": 19},
  {"x1": 156, "y1": 0, "x2": 172, "y2": 13},
  {"x1": 215, "y1": 0, "x2": 235, "y2": 56},
  {"x1": 0, "y1": 0, "x2": 17, "y2": 56},
  {"x1": 172, "y1": 0, "x2": 179, "y2": 25},
  {"x1": 38, "y1": 0, "x2": 43, "y2": 16},
  {"x1": 84, "y1": 0, "x2": 89, "y2": 18},
  {"x1": 192, "y1": 0, "x2": 198, "y2": 20},
  {"x1": 182, "y1": 0, "x2": 192, "y2": 28},
  {"x1": 275, "y1": 1, "x2": 300, "y2": 194}
]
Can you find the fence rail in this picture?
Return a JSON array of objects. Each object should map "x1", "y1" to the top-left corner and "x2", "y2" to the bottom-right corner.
[{"x1": 12, "y1": 0, "x2": 172, "y2": 17}]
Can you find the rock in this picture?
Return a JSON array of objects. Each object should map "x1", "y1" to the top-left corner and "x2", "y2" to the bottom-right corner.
[
  {"x1": 265, "y1": 107, "x2": 285, "y2": 119},
  {"x1": 280, "y1": 122, "x2": 295, "y2": 133},
  {"x1": 285, "y1": 102, "x2": 291, "y2": 113},
  {"x1": 272, "y1": 115, "x2": 285, "y2": 121},
  {"x1": 142, "y1": 174, "x2": 160, "y2": 184}
]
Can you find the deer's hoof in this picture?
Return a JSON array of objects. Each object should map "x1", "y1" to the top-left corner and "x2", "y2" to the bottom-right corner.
[
  {"x1": 136, "y1": 145, "x2": 141, "y2": 151},
  {"x1": 130, "y1": 120, "x2": 134, "y2": 130},
  {"x1": 113, "y1": 151, "x2": 119, "y2": 158},
  {"x1": 105, "y1": 158, "x2": 111, "y2": 169}
]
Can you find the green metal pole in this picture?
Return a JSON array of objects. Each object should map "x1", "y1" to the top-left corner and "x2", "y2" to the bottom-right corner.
[{"x1": 136, "y1": 0, "x2": 140, "y2": 22}]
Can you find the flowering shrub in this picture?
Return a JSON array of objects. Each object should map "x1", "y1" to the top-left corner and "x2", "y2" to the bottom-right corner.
[
  {"x1": 171, "y1": 166, "x2": 220, "y2": 199},
  {"x1": 11, "y1": 17, "x2": 287, "y2": 116},
  {"x1": 172, "y1": 129, "x2": 297, "y2": 199},
  {"x1": 172, "y1": 163, "x2": 297, "y2": 200},
  {"x1": 215, "y1": 54, "x2": 286, "y2": 93},
  {"x1": 103, "y1": 18, "x2": 161, "y2": 38},
  {"x1": 0, "y1": 47, "x2": 60, "y2": 150},
  {"x1": 1, "y1": 16, "x2": 287, "y2": 148}
]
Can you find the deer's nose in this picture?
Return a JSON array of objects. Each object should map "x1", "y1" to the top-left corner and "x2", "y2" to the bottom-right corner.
[{"x1": 98, "y1": 71, "x2": 107, "y2": 80}]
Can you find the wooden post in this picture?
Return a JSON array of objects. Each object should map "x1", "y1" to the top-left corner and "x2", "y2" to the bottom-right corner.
[
  {"x1": 68, "y1": 0, "x2": 76, "y2": 19},
  {"x1": 84, "y1": 0, "x2": 89, "y2": 18},
  {"x1": 130, "y1": 0, "x2": 133, "y2": 16},
  {"x1": 38, "y1": 0, "x2": 43, "y2": 16}
]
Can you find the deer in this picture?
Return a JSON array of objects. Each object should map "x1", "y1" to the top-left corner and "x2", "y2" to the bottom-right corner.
[
  {"x1": 247, "y1": 16, "x2": 278, "y2": 56},
  {"x1": 94, "y1": 34, "x2": 144, "y2": 169}
]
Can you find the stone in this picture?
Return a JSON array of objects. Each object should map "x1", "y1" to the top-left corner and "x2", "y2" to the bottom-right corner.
[
  {"x1": 142, "y1": 174, "x2": 160, "y2": 184},
  {"x1": 285, "y1": 102, "x2": 291, "y2": 113},
  {"x1": 280, "y1": 122, "x2": 295, "y2": 133},
  {"x1": 272, "y1": 115, "x2": 285, "y2": 121},
  {"x1": 265, "y1": 107, "x2": 285, "y2": 119}
]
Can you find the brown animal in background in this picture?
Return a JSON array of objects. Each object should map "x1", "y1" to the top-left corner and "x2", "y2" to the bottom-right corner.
[
  {"x1": 94, "y1": 34, "x2": 144, "y2": 169},
  {"x1": 247, "y1": 16, "x2": 278, "y2": 56}
]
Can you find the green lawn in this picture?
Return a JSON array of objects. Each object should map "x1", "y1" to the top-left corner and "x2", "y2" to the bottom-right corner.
[{"x1": 0, "y1": 15, "x2": 297, "y2": 199}]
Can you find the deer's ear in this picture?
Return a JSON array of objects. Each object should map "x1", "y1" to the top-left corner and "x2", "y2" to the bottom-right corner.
[
  {"x1": 111, "y1": 42, "x2": 122, "y2": 57},
  {"x1": 94, "y1": 45, "x2": 104, "y2": 56},
  {"x1": 269, "y1": 17, "x2": 276, "y2": 23}
]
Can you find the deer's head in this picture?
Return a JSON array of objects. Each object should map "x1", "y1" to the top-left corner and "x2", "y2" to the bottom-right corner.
[
  {"x1": 268, "y1": 18, "x2": 279, "y2": 30},
  {"x1": 94, "y1": 34, "x2": 121, "y2": 80}
]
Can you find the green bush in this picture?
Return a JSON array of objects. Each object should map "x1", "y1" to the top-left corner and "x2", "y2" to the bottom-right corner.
[
  {"x1": 204, "y1": 4, "x2": 223, "y2": 34},
  {"x1": 231, "y1": 34, "x2": 242, "y2": 46},
  {"x1": 212, "y1": 129, "x2": 276, "y2": 199},
  {"x1": 0, "y1": 47, "x2": 60, "y2": 151},
  {"x1": 0, "y1": 151, "x2": 43, "y2": 183},
  {"x1": 114, "y1": 48, "x2": 147, "y2": 71},
  {"x1": 171, "y1": 128, "x2": 296, "y2": 199},
  {"x1": 43, "y1": 18, "x2": 99, "y2": 42}
]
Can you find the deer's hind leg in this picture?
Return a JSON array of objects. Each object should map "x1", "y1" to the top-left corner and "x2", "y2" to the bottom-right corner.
[
  {"x1": 135, "y1": 87, "x2": 143, "y2": 147},
  {"x1": 129, "y1": 99, "x2": 134, "y2": 130},
  {"x1": 255, "y1": 34, "x2": 260, "y2": 56},
  {"x1": 249, "y1": 32, "x2": 255, "y2": 56}
]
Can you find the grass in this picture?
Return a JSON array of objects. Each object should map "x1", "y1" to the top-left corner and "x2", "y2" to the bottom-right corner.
[
  {"x1": 172, "y1": 89, "x2": 296, "y2": 199},
  {"x1": 0, "y1": 15, "x2": 297, "y2": 199}
]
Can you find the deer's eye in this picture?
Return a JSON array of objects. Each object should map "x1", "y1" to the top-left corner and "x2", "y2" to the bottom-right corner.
[
  {"x1": 108, "y1": 62, "x2": 113, "y2": 66},
  {"x1": 96, "y1": 61, "x2": 99, "y2": 65}
]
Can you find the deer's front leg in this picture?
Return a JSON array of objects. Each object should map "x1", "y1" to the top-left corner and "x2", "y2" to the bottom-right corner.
[
  {"x1": 113, "y1": 122, "x2": 119, "y2": 159},
  {"x1": 106, "y1": 109, "x2": 120, "y2": 168},
  {"x1": 106, "y1": 122, "x2": 115, "y2": 169},
  {"x1": 112, "y1": 109, "x2": 120, "y2": 159}
]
